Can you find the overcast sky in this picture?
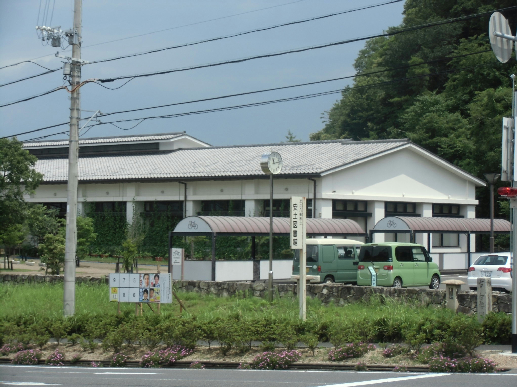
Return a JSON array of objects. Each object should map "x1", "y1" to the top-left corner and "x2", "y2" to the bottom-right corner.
[{"x1": 0, "y1": 0, "x2": 405, "y2": 146}]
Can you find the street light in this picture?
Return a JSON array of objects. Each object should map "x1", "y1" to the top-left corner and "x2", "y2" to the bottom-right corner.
[{"x1": 484, "y1": 173, "x2": 500, "y2": 253}]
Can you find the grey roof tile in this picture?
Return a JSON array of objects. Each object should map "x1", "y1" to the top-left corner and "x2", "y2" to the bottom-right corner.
[{"x1": 34, "y1": 139, "x2": 409, "y2": 182}]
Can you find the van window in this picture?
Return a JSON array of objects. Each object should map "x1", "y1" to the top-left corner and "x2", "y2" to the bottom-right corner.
[
  {"x1": 294, "y1": 245, "x2": 319, "y2": 263},
  {"x1": 412, "y1": 247, "x2": 426, "y2": 262},
  {"x1": 337, "y1": 246, "x2": 355, "y2": 260},
  {"x1": 359, "y1": 246, "x2": 392, "y2": 262},
  {"x1": 395, "y1": 246, "x2": 412, "y2": 262}
]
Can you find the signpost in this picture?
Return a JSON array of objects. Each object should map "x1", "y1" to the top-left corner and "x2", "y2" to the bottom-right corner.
[
  {"x1": 489, "y1": 11, "x2": 517, "y2": 353},
  {"x1": 368, "y1": 266, "x2": 377, "y2": 287},
  {"x1": 170, "y1": 247, "x2": 184, "y2": 281},
  {"x1": 291, "y1": 196, "x2": 306, "y2": 320}
]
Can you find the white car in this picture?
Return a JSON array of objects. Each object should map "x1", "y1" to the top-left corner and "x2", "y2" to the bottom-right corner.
[{"x1": 468, "y1": 252, "x2": 513, "y2": 292}]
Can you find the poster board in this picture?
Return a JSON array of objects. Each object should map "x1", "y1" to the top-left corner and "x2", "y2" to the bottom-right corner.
[{"x1": 109, "y1": 273, "x2": 172, "y2": 303}]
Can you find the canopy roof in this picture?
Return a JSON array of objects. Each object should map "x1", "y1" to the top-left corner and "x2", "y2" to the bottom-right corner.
[
  {"x1": 172, "y1": 216, "x2": 366, "y2": 237},
  {"x1": 371, "y1": 216, "x2": 511, "y2": 234}
]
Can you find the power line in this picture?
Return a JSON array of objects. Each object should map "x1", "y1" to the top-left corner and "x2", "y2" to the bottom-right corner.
[
  {"x1": 4, "y1": 48, "x2": 491, "y2": 139},
  {"x1": 89, "y1": 0, "x2": 403, "y2": 65},
  {"x1": 0, "y1": 68, "x2": 60, "y2": 88},
  {"x1": 0, "y1": 86, "x2": 64, "y2": 108},
  {"x1": 97, "y1": 5, "x2": 517, "y2": 84},
  {"x1": 1, "y1": 0, "x2": 312, "y2": 69}
]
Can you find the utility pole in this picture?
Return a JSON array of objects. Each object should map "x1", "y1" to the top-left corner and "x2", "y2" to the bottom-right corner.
[{"x1": 63, "y1": 0, "x2": 82, "y2": 317}]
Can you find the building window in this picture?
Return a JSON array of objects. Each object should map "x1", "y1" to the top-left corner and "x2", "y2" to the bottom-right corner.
[
  {"x1": 384, "y1": 233, "x2": 411, "y2": 243},
  {"x1": 432, "y1": 233, "x2": 460, "y2": 247},
  {"x1": 92, "y1": 202, "x2": 126, "y2": 213},
  {"x1": 433, "y1": 204, "x2": 461, "y2": 217},
  {"x1": 385, "y1": 202, "x2": 417, "y2": 216},
  {"x1": 42, "y1": 202, "x2": 67, "y2": 218},
  {"x1": 262, "y1": 199, "x2": 290, "y2": 217},
  {"x1": 200, "y1": 200, "x2": 245, "y2": 216},
  {"x1": 333, "y1": 200, "x2": 367, "y2": 213},
  {"x1": 144, "y1": 201, "x2": 183, "y2": 217}
]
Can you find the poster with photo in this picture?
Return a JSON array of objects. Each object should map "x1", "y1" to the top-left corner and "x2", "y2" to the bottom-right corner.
[{"x1": 110, "y1": 273, "x2": 172, "y2": 303}]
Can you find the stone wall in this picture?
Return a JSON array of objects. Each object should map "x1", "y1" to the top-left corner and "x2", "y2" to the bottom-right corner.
[{"x1": 0, "y1": 274, "x2": 511, "y2": 314}]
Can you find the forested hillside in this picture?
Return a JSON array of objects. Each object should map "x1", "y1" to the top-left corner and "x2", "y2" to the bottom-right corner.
[{"x1": 311, "y1": 0, "x2": 517, "y2": 221}]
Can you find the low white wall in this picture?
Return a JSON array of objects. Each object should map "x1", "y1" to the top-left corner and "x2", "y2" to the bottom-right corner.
[
  {"x1": 260, "y1": 260, "x2": 293, "y2": 280},
  {"x1": 171, "y1": 260, "x2": 294, "y2": 281}
]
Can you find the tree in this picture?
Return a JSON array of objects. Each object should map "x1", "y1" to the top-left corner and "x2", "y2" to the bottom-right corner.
[
  {"x1": 76, "y1": 216, "x2": 97, "y2": 262},
  {"x1": 0, "y1": 138, "x2": 43, "y2": 238},
  {"x1": 39, "y1": 233, "x2": 66, "y2": 275},
  {"x1": 284, "y1": 130, "x2": 301, "y2": 142},
  {"x1": 25, "y1": 204, "x2": 61, "y2": 243}
]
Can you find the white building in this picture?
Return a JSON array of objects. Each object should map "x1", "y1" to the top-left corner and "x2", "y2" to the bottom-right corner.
[{"x1": 24, "y1": 132, "x2": 486, "y2": 263}]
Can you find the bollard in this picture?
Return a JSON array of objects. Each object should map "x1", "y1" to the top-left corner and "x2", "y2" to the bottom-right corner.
[
  {"x1": 443, "y1": 280, "x2": 464, "y2": 312},
  {"x1": 477, "y1": 277, "x2": 492, "y2": 323}
]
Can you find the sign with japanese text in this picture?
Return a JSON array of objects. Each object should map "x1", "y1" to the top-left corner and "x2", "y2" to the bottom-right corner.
[
  {"x1": 109, "y1": 273, "x2": 172, "y2": 303},
  {"x1": 170, "y1": 248, "x2": 183, "y2": 266},
  {"x1": 290, "y1": 196, "x2": 306, "y2": 249}
]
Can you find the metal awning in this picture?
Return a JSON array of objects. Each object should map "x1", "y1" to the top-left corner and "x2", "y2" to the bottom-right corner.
[
  {"x1": 172, "y1": 216, "x2": 366, "y2": 237},
  {"x1": 169, "y1": 216, "x2": 366, "y2": 281},
  {"x1": 371, "y1": 216, "x2": 511, "y2": 234}
]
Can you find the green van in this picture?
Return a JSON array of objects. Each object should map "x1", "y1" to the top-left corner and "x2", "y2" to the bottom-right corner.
[
  {"x1": 356, "y1": 243, "x2": 441, "y2": 289},
  {"x1": 292, "y1": 239, "x2": 364, "y2": 283}
]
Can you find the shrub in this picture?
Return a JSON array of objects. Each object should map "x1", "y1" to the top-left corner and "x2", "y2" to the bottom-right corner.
[
  {"x1": 46, "y1": 349, "x2": 65, "y2": 366},
  {"x1": 417, "y1": 342, "x2": 468, "y2": 363},
  {"x1": 140, "y1": 346, "x2": 194, "y2": 368},
  {"x1": 301, "y1": 334, "x2": 319, "y2": 356},
  {"x1": 382, "y1": 344, "x2": 410, "y2": 358},
  {"x1": 355, "y1": 362, "x2": 367, "y2": 371},
  {"x1": 69, "y1": 353, "x2": 82, "y2": 364},
  {"x1": 12, "y1": 349, "x2": 41, "y2": 365},
  {"x1": 482, "y1": 313, "x2": 511, "y2": 345},
  {"x1": 189, "y1": 361, "x2": 205, "y2": 369},
  {"x1": 90, "y1": 361, "x2": 102, "y2": 367},
  {"x1": 393, "y1": 366, "x2": 408, "y2": 372},
  {"x1": 249, "y1": 350, "x2": 302, "y2": 370},
  {"x1": 110, "y1": 352, "x2": 129, "y2": 367},
  {"x1": 328, "y1": 343, "x2": 375, "y2": 361},
  {"x1": 429, "y1": 356, "x2": 497, "y2": 373},
  {"x1": 0, "y1": 343, "x2": 26, "y2": 355}
]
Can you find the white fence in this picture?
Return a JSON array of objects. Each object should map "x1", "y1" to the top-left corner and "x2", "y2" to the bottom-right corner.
[{"x1": 171, "y1": 260, "x2": 293, "y2": 281}]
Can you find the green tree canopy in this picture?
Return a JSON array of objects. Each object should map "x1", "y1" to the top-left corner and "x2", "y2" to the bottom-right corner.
[{"x1": 0, "y1": 138, "x2": 43, "y2": 239}]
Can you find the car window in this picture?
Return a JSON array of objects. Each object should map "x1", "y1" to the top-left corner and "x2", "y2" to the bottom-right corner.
[
  {"x1": 412, "y1": 247, "x2": 426, "y2": 262},
  {"x1": 359, "y1": 246, "x2": 392, "y2": 262},
  {"x1": 294, "y1": 245, "x2": 318, "y2": 263},
  {"x1": 474, "y1": 255, "x2": 508, "y2": 265},
  {"x1": 395, "y1": 246, "x2": 412, "y2": 262},
  {"x1": 337, "y1": 246, "x2": 355, "y2": 260}
]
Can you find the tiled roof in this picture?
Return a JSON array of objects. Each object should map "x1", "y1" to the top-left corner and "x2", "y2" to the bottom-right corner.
[
  {"x1": 23, "y1": 132, "x2": 187, "y2": 148},
  {"x1": 34, "y1": 139, "x2": 410, "y2": 182}
]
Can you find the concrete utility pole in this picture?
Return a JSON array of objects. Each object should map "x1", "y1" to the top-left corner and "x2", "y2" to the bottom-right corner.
[{"x1": 63, "y1": 0, "x2": 82, "y2": 317}]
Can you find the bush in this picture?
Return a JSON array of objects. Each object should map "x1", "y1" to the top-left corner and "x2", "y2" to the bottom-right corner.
[
  {"x1": 417, "y1": 342, "x2": 468, "y2": 363},
  {"x1": 69, "y1": 353, "x2": 82, "y2": 364},
  {"x1": 382, "y1": 344, "x2": 410, "y2": 358},
  {"x1": 0, "y1": 343, "x2": 26, "y2": 355},
  {"x1": 189, "y1": 361, "x2": 205, "y2": 369},
  {"x1": 12, "y1": 349, "x2": 41, "y2": 365},
  {"x1": 140, "y1": 346, "x2": 194, "y2": 368},
  {"x1": 46, "y1": 349, "x2": 65, "y2": 366},
  {"x1": 110, "y1": 352, "x2": 129, "y2": 367},
  {"x1": 328, "y1": 343, "x2": 375, "y2": 361},
  {"x1": 429, "y1": 356, "x2": 497, "y2": 373},
  {"x1": 355, "y1": 361, "x2": 367, "y2": 371},
  {"x1": 482, "y1": 313, "x2": 511, "y2": 345},
  {"x1": 248, "y1": 350, "x2": 302, "y2": 370}
]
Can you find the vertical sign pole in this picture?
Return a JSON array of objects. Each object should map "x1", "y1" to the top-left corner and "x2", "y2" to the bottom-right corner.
[
  {"x1": 181, "y1": 248, "x2": 185, "y2": 281},
  {"x1": 300, "y1": 197, "x2": 306, "y2": 320},
  {"x1": 512, "y1": 77, "x2": 517, "y2": 353},
  {"x1": 268, "y1": 174, "x2": 274, "y2": 302}
]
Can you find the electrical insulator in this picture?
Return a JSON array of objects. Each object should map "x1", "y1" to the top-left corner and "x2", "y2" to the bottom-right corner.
[{"x1": 51, "y1": 36, "x2": 61, "y2": 47}]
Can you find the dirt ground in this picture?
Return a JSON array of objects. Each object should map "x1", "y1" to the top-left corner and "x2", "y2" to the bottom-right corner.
[{"x1": 4, "y1": 259, "x2": 166, "y2": 278}]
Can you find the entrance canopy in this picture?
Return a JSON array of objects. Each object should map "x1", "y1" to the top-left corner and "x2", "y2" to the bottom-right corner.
[
  {"x1": 371, "y1": 216, "x2": 511, "y2": 235},
  {"x1": 172, "y1": 216, "x2": 366, "y2": 237}
]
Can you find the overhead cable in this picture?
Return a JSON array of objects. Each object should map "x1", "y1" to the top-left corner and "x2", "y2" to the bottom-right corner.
[
  {"x1": 97, "y1": 5, "x2": 517, "y2": 84},
  {"x1": 89, "y1": 0, "x2": 403, "y2": 65}
]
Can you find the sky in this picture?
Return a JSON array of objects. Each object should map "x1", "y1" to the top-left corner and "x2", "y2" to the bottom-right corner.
[{"x1": 0, "y1": 0, "x2": 406, "y2": 146}]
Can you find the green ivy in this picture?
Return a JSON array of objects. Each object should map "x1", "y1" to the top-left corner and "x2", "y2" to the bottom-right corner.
[{"x1": 86, "y1": 203, "x2": 127, "y2": 255}]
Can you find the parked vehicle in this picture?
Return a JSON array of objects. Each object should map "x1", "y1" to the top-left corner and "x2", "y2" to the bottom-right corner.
[
  {"x1": 292, "y1": 239, "x2": 363, "y2": 283},
  {"x1": 467, "y1": 252, "x2": 513, "y2": 292},
  {"x1": 356, "y1": 243, "x2": 441, "y2": 289}
]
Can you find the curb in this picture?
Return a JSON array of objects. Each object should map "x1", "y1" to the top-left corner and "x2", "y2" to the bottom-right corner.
[{"x1": 0, "y1": 358, "x2": 511, "y2": 373}]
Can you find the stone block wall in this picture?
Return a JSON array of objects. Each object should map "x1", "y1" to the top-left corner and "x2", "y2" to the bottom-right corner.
[{"x1": 0, "y1": 274, "x2": 511, "y2": 314}]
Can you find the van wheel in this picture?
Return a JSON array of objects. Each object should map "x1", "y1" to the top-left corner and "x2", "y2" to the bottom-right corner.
[
  {"x1": 429, "y1": 275, "x2": 440, "y2": 290},
  {"x1": 392, "y1": 277, "x2": 402, "y2": 288},
  {"x1": 324, "y1": 276, "x2": 335, "y2": 284}
]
